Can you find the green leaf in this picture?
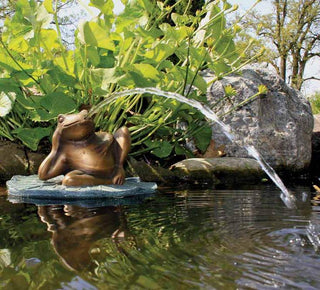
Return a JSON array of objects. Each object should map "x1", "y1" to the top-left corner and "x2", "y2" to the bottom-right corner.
[
  {"x1": 144, "y1": 44, "x2": 176, "y2": 63},
  {"x1": 144, "y1": 139, "x2": 173, "y2": 158},
  {"x1": 175, "y1": 144, "x2": 193, "y2": 157},
  {"x1": 133, "y1": 63, "x2": 160, "y2": 81},
  {"x1": 194, "y1": 126, "x2": 212, "y2": 152},
  {"x1": 78, "y1": 21, "x2": 115, "y2": 51},
  {"x1": 13, "y1": 127, "x2": 51, "y2": 151},
  {"x1": 90, "y1": 0, "x2": 114, "y2": 15},
  {"x1": 31, "y1": 93, "x2": 77, "y2": 121},
  {"x1": 87, "y1": 46, "x2": 100, "y2": 66},
  {"x1": 43, "y1": 0, "x2": 54, "y2": 13},
  {"x1": 90, "y1": 67, "x2": 124, "y2": 90}
]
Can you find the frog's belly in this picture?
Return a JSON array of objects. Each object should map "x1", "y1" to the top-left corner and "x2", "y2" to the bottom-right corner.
[{"x1": 67, "y1": 150, "x2": 115, "y2": 176}]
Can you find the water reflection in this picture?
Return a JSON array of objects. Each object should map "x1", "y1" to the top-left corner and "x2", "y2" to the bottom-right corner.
[
  {"x1": 2, "y1": 185, "x2": 320, "y2": 288},
  {"x1": 37, "y1": 205, "x2": 134, "y2": 272}
]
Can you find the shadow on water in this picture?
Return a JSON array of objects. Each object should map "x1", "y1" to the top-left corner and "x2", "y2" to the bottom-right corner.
[{"x1": 1, "y1": 184, "x2": 320, "y2": 289}]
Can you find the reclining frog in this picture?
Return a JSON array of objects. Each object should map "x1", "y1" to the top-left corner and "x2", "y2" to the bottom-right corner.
[{"x1": 38, "y1": 110, "x2": 131, "y2": 186}]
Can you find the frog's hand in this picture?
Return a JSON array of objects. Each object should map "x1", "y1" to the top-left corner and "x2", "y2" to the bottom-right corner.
[
  {"x1": 38, "y1": 151, "x2": 66, "y2": 180},
  {"x1": 112, "y1": 166, "x2": 125, "y2": 185}
]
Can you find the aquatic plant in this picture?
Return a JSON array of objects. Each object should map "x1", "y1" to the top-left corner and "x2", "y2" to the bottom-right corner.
[{"x1": 0, "y1": 0, "x2": 260, "y2": 162}]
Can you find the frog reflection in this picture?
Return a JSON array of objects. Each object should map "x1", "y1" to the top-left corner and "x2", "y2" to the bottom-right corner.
[
  {"x1": 38, "y1": 205, "x2": 134, "y2": 272},
  {"x1": 38, "y1": 110, "x2": 131, "y2": 186}
]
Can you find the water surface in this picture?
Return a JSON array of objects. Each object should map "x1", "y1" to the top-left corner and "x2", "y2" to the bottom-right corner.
[{"x1": 1, "y1": 184, "x2": 320, "y2": 289}]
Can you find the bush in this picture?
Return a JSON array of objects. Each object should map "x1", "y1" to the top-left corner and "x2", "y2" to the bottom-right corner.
[{"x1": 0, "y1": 0, "x2": 256, "y2": 164}]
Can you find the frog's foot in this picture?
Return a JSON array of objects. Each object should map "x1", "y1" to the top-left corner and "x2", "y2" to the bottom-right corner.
[
  {"x1": 112, "y1": 167, "x2": 125, "y2": 185},
  {"x1": 62, "y1": 170, "x2": 113, "y2": 187}
]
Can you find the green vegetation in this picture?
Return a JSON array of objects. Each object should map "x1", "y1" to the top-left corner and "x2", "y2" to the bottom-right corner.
[
  {"x1": 309, "y1": 91, "x2": 320, "y2": 114},
  {"x1": 0, "y1": 0, "x2": 258, "y2": 164}
]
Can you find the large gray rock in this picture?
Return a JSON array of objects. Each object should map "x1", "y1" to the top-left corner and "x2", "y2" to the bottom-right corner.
[{"x1": 204, "y1": 66, "x2": 313, "y2": 172}]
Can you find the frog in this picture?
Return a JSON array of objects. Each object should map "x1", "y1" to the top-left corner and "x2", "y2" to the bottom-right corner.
[{"x1": 38, "y1": 109, "x2": 131, "y2": 186}]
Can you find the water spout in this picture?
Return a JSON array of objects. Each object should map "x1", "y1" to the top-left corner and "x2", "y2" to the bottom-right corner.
[{"x1": 89, "y1": 87, "x2": 296, "y2": 208}]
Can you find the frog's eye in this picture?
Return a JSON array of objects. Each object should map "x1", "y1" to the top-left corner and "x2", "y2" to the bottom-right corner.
[{"x1": 58, "y1": 115, "x2": 65, "y2": 123}]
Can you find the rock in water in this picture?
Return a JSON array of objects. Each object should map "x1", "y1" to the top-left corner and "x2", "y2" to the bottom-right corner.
[
  {"x1": 204, "y1": 66, "x2": 313, "y2": 173},
  {"x1": 7, "y1": 175, "x2": 157, "y2": 205}
]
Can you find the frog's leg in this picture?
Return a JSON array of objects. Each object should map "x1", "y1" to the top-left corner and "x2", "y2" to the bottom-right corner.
[
  {"x1": 112, "y1": 127, "x2": 131, "y2": 185},
  {"x1": 62, "y1": 170, "x2": 113, "y2": 186}
]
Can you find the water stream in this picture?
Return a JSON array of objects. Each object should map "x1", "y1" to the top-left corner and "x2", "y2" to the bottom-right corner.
[{"x1": 89, "y1": 87, "x2": 296, "y2": 208}]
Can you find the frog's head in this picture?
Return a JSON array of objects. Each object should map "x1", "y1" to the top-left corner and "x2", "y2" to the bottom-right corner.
[{"x1": 57, "y1": 110, "x2": 95, "y2": 141}]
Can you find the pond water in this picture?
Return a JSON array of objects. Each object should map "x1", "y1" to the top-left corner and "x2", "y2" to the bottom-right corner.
[{"x1": 1, "y1": 183, "x2": 320, "y2": 289}]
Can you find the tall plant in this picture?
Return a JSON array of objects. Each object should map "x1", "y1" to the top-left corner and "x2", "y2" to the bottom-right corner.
[{"x1": 0, "y1": 0, "x2": 257, "y2": 164}]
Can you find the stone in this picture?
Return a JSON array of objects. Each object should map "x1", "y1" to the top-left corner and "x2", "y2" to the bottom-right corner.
[
  {"x1": 7, "y1": 175, "x2": 157, "y2": 206},
  {"x1": 0, "y1": 141, "x2": 47, "y2": 182},
  {"x1": 128, "y1": 157, "x2": 178, "y2": 185},
  {"x1": 170, "y1": 157, "x2": 266, "y2": 185},
  {"x1": 27, "y1": 152, "x2": 46, "y2": 175},
  {"x1": 204, "y1": 66, "x2": 314, "y2": 173},
  {"x1": 0, "y1": 141, "x2": 28, "y2": 180}
]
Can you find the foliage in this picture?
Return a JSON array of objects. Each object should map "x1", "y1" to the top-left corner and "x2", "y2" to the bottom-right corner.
[
  {"x1": 0, "y1": 0, "x2": 256, "y2": 164},
  {"x1": 234, "y1": 0, "x2": 320, "y2": 91},
  {"x1": 309, "y1": 91, "x2": 320, "y2": 114}
]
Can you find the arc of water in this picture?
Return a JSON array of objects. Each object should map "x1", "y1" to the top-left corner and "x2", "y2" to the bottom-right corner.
[{"x1": 89, "y1": 87, "x2": 296, "y2": 208}]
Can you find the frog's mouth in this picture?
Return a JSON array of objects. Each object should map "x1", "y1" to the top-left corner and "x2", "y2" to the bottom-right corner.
[{"x1": 63, "y1": 118, "x2": 93, "y2": 128}]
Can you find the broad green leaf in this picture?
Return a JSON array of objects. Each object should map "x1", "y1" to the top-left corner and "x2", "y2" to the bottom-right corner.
[
  {"x1": 40, "y1": 29, "x2": 60, "y2": 50},
  {"x1": 144, "y1": 44, "x2": 176, "y2": 63},
  {"x1": 31, "y1": 93, "x2": 77, "y2": 121},
  {"x1": 175, "y1": 144, "x2": 193, "y2": 157},
  {"x1": 90, "y1": 68, "x2": 124, "y2": 90},
  {"x1": 133, "y1": 63, "x2": 160, "y2": 81},
  {"x1": 43, "y1": 0, "x2": 54, "y2": 13},
  {"x1": 144, "y1": 139, "x2": 173, "y2": 158},
  {"x1": 209, "y1": 60, "x2": 231, "y2": 76},
  {"x1": 159, "y1": 24, "x2": 189, "y2": 42},
  {"x1": 87, "y1": 46, "x2": 100, "y2": 66},
  {"x1": 194, "y1": 126, "x2": 212, "y2": 152},
  {"x1": 0, "y1": 79, "x2": 20, "y2": 92},
  {"x1": 78, "y1": 21, "x2": 115, "y2": 51},
  {"x1": 13, "y1": 127, "x2": 51, "y2": 151},
  {"x1": 115, "y1": 1, "x2": 148, "y2": 32}
]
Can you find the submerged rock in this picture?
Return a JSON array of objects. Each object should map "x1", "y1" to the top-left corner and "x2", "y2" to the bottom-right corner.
[
  {"x1": 204, "y1": 66, "x2": 313, "y2": 173},
  {"x1": 170, "y1": 157, "x2": 266, "y2": 185}
]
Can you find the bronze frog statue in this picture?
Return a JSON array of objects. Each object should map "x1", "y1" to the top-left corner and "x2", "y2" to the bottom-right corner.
[{"x1": 38, "y1": 110, "x2": 131, "y2": 186}]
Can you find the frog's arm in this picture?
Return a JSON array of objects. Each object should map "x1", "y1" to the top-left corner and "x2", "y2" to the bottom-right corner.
[{"x1": 38, "y1": 130, "x2": 67, "y2": 180}]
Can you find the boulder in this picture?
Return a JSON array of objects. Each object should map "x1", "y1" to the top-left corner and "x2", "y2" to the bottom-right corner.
[
  {"x1": 0, "y1": 140, "x2": 46, "y2": 182},
  {"x1": 129, "y1": 157, "x2": 266, "y2": 186},
  {"x1": 0, "y1": 141, "x2": 28, "y2": 181},
  {"x1": 170, "y1": 157, "x2": 266, "y2": 185},
  {"x1": 204, "y1": 66, "x2": 313, "y2": 173}
]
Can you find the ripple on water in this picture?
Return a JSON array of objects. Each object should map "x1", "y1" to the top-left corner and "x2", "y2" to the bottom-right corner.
[{"x1": 1, "y1": 185, "x2": 320, "y2": 289}]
